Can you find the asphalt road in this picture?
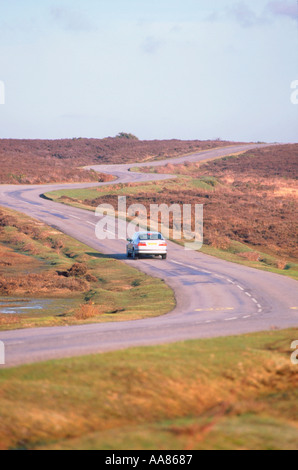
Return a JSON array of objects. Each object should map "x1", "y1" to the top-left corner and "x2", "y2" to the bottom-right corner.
[{"x1": 0, "y1": 143, "x2": 297, "y2": 367}]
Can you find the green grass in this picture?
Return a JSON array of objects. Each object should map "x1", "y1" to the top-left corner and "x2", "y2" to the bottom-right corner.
[
  {"x1": 0, "y1": 328, "x2": 297, "y2": 450},
  {"x1": 44, "y1": 180, "x2": 170, "y2": 206},
  {"x1": 0, "y1": 207, "x2": 175, "y2": 330},
  {"x1": 189, "y1": 176, "x2": 220, "y2": 190},
  {"x1": 45, "y1": 176, "x2": 218, "y2": 205},
  {"x1": 199, "y1": 245, "x2": 298, "y2": 280}
]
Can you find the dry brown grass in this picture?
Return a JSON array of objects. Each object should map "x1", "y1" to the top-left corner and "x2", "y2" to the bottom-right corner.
[
  {"x1": 0, "y1": 138, "x2": 237, "y2": 184},
  {"x1": 85, "y1": 181, "x2": 298, "y2": 261},
  {"x1": 0, "y1": 273, "x2": 90, "y2": 296},
  {"x1": 0, "y1": 314, "x2": 19, "y2": 326},
  {"x1": 238, "y1": 251, "x2": 260, "y2": 262},
  {"x1": 113, "y1": 145, "x2": 298, "y2": 262},
  {"x1": 0, "y1": 209, "x2": 92, "y2": 296},
  {"x1": 74, "y1": 301, "x2": 103, "y2": 320},
  {"x1": 0, "y1": 329, "x2": 296, "y2": 450},
  {"x1": 0, "y1": 249, "x2": 34, "y2": 268}
]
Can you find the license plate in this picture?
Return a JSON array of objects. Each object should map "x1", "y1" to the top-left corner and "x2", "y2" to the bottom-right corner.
[{"x1": 148, "y1": 242, "x2": 157, "y2": 246}]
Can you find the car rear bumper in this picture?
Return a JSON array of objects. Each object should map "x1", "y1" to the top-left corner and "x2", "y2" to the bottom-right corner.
[{"x1": 136, "y1": 249, "x2": 167, "y2": 255}]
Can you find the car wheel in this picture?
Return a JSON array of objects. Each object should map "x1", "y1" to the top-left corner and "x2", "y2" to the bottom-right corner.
[
  {"x1": 162, "y1": 254, "x2": 167, "y2": 260},
  {"x1": 127, "y1": 249, "x2": 132, "y2": 258},
  {"x1": 132, "y1": 249, "x2": 139, "y2": 260}
]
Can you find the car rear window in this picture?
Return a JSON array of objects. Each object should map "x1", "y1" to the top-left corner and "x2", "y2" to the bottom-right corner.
[{"x1": 139, "y1": 233, "x2": 163, "y2": 240}]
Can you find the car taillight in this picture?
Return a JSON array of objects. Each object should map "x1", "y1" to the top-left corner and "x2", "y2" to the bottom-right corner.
[
  {"x1": 159, "y1": 242, "x2": 167, "y2": 246},
  {"x1": 138, "y1": 242, "x2": 147, "y2": 247}
]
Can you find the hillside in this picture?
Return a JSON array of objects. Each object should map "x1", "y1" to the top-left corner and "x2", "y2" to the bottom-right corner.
[
  {"x1": 47, "y1": 144, "x2": 298, "y2": 276},
  {"x1": 0, "y1": 138, "x2": 237, "y2": 184}
]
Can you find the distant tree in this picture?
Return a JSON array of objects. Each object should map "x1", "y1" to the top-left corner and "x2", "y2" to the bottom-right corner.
[{"x1": 116, "y1": 132, "x2": 139, "y2": 141}]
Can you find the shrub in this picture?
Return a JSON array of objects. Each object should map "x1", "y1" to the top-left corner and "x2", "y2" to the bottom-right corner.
[
  {"x1": 67, "y1": 263, "x2": 88, "y2": 278},
  {"x1": 0, "y1": 212, "x2": 17, "y2": 227},
  {"x1": 276, "y1": 259, "x2": 288, "y2": 270},
  {"x1": 74, "y1": 301, "x2": 102, "y2": 320},
  {"x1": 116, "y1": 132, "x2": 139, "y2": 141},
  {"x1": 238, "y1": 252, "x2": 260, "y2": 262}
]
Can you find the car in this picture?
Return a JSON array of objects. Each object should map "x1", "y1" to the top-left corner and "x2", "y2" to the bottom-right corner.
[{"x1": 126, "y1": 231, "x2": 167, "y2": 260}]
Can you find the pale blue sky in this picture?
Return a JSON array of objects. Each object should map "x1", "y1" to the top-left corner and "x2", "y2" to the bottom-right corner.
[{"x1": 0, "y1": 0, "x2": 297, "y2": 141}]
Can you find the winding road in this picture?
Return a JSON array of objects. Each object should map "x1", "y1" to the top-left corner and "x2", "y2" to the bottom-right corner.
[{"x1": 0, "y1": 143, "x2": 297, "y2": 367}]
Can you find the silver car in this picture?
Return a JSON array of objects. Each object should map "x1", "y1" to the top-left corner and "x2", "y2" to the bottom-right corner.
[{"x1": 127, "y1": 232, "x2": 167, "y2": 260}]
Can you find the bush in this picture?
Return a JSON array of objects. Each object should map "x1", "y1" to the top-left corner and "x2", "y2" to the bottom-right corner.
[
  {"x1": 0, "y1": 212, "x2": 17, "y2": 227},
  {"x1": 116, "y1": 132, "x2": 139, "y2": 141},
  {"x1": 67, "y1": 263, "x2": 88, "y2": 277},
  {"x1": 74, "y1": 301, "x2": 102, "y2": 320}
]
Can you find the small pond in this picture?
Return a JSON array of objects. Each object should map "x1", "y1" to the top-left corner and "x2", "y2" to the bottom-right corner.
[{"x1": 0, "y1": 299, "x2": 54, "y2": 314}]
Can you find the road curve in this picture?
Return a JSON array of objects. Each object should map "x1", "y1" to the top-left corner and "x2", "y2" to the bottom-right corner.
[{"x1": 0, "y1": 143, "x2": 297, "y2": 367}]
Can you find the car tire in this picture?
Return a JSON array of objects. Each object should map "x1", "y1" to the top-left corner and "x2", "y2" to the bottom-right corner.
[
  {"x1": 132, "y1": 250, "x2": 139, "y2": 260},
  {"x1": 162, "y1": 254, "x2": 167, "y2": 260}
]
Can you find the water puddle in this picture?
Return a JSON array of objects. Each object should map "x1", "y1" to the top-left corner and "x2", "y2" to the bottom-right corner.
[{"x1": 0, "y1": 299, "x2": 53, "y2": 315}]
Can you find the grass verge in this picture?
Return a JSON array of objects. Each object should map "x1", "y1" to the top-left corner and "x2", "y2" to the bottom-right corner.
[{"x1": 0, "y1": 328, "x2": 297, "y2": 450}]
